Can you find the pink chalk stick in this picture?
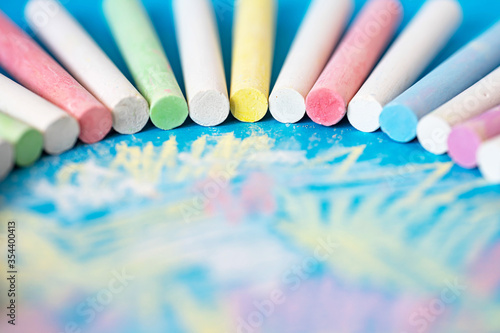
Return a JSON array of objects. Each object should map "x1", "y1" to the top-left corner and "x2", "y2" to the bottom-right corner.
[
  {"x1": 305, "y1": 0, "x2": 402, "y2": 126},
  {"x1": 448, "y1": 105, "x2": 500, "y2": 169},
  {"x1": 0, "y1": 12, "x2": 112, "y2": 144}
]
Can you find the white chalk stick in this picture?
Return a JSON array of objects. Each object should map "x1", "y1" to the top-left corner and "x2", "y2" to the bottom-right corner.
[
  {"x1": 347, "y1": 0, "x2": 462, "y2": 133},
  {"x1": 417, "y1": 66, "x2": 500, "y2": 155},
  {"x1": 25, "y1": 0, "x2": 149, "y2": 134},
  {"x1": 478, "y1": 135, "x2": 500, "y2": 183},
  {"x1": 269, "y1": 0, "x2": 353, "y2": 124},
  {"x1": 173, "y1": 0, "x2": 229, "y2": 127},
  {"x1": 0, "y1": 139, "x2": 14, "y2": 181},
  {"x1": 0, "y1": 74, "x2": 79, "y2": 155}
]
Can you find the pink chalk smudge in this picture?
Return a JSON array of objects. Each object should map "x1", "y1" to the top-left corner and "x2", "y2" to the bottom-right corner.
[
  {"x1": 198, "y1": 172, "x2": 277, "y2": 224},
  {"x1": 0, "y1": 306, "x2": 59, "y2": 333},
  {"x1": 230, "y1": 274, "x2": 428, "y2": 333},
  {"x1": 468, "y1": 243, "x2": 500, "y2": 295}
]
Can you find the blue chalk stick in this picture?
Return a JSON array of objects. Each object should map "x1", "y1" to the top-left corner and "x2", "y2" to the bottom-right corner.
[{"x1": 380, "y1": 20, "x2": 500, "y2": 143}]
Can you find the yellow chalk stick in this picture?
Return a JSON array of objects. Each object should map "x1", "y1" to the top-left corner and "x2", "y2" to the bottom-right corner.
[{"x1": 230, "y1": 0, "x2": 275, "y2": 123}]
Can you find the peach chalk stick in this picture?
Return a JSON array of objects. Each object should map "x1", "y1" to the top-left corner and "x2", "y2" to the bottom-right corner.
[
  {"x1": 0, "y1": 139, "x2": 14, "y2": 181},
  {"x1": 305, "y1": 0, "x2": 402, "y2": 126},
  {"x1": 478, "y1": 135, "x2": 500, "y2": 183},
  {"x1": 448, "y1": 105, "x2": 500, "y2": 169},
  {"x1": 417, "y1": 66, "x2": 500, "y2": 155},
  {"x1": 0, "y1": 11, "x2": 112, "y2": 144},
  {"x1": 174, "y1": 0, "x2": 229, "y2": 127},
  {"x1": 269, "y1": 0, "x2": 353, "y2": 124},
  {"x1": 0, "y1": 74, "x2": 79, "y2": 155},
  {"x1": 347, "y1": 0, "x2": 462, "y2": 133},
  {"x1": 25, "y1": 0, "x2": 150, "y2": 135}
]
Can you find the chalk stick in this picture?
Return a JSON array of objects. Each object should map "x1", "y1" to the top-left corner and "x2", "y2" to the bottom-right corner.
[
  {"x1": 0, "y1": 74, "x2": 79, "y2": 155},
  {"x1": 173, "y1": 0, "x2": 229, "y2": 127},
  {"x1": 230, "y1": 0, "x2": 275, "y2": 123},
  {"x1": 0, "y1": 139, "x2": 14, "y2": 181},
  {"x1": 26, "y1": 0, "x2": 149, "y2": 135},
  {"x1": 0, "y1": 11, "x2": 112, "y2": 144},
  {"x1": 347, "y1": 0, "x2": 462, "y2": 133},
  {"x1": 0, "y1": 113, "x2": 43, "y2": 167},
  {"x1": 448, "y1": 105, "x2": 500, "y2": 169},
  {"x1": 305, "y1": 0, "x2": 402, "y2": 127},
  {"x1": 417, "y1": 66, "x2": 500, "y2": 155},
  {"x1": 478, "y1": 135, "x2": 500, "y2": 183},
  {"x1": 269, "y1": 0, "x2": 353, "y2": 124},
  {"x1": 104, "y1": 0, "x2": 188, "y2": 130},
  {"x1": 380, "y1": 21, "x2": 500, "y2": 143}
]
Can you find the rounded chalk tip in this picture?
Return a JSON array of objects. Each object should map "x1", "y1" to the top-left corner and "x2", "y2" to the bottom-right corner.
[
  {"x1": 45, "y1": 115, "x2": 80, "y2": 155},
  {"x1": 347, "y1": 97, "x2": 383, "y2": 133},
  {"x1": 230, "y1": 88, "x2": 268, "y2": 123},
  {"x1": 379, "y1": 104, "x2": 418, "y2": 143},
  {"x1": 79, "y1": 106, "x2": 113, "y2": 144},
  {"x1": 0, "y1": 141, "x2": 14, "y2": 181},
  {"x1": 436, "y1": 0, "x2": 463, "y2": 20},
  {"x1": 113, "y1": 96, "x2": 150, "y2": 134},
  {"x1": 416, "y1": 115, "x2": 451, "y2": 155},
  {"x1": 151, "y1": 95, "x2": 189, "y2": 130},
  {"x1": 448, "y1": 126, "x2": 482, "y2": 169},
  {"x1": 16, "y1": 128, "x2": 43, "y2": 167},
  {"x1": 305, "y1": 88, "x2": 346, "y2": 126},
  {"x1": 478, "y1": 140, "x2": 500, "y2": 183},
  {"x1": 189, "y1": 90, "x2": 229, "y2": 127},
  {"x1": 269, "y1": 88, "x2": 305, "y2": 124}
]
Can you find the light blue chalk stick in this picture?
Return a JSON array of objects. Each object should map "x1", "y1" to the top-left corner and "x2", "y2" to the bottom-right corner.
[{"x1": 379, "y1": 20, "x2": 500, "y2": 143}]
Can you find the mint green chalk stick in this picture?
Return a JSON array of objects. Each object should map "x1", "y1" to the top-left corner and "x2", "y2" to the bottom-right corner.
[
  {"x1": 0, "y1": 112, "x2": 43, "y2": 167},
  {"x1": 104, "y1": 0, "x2": 188, "y2": 130}
]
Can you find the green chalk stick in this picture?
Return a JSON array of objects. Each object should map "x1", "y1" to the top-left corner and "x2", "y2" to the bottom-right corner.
[
  {"x1": 0, "y1": 112, "x2": 43, "y2": 167},
  {"x1": 104, "y1": 0, "x2": 188, "y2": 130}
]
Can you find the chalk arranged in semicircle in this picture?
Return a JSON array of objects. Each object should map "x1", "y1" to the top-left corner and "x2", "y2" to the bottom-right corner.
[
  {"x1": 347, "y1": 0, "x2": 462, "y2": 133},
  {"x1": 0, "y1": 74, "x2": 79, "y2": 155},
  {"x1": 417, "y1": 66, "x2": 500, "y2": 155},
  {"x1": 305, "y1": 0, "x2": 403, "y2": 127},
  {"x1": 173, "y1": 0, "x2": 229, "y2": 127},
  {"x1": 0, "y1": 11, "x2": 112, "y2": 144},
  {"x1": 269, "y1": 0, "x2": 353, "y2": 124},
  {"x1": 230, "y1": 0, "x2": 275, "y2": 123},
  {"x1": 379, "y1": 20, "x2": 500, "y2": 143},
  {"x1": 25, "y1": 0, "x2": 150, "y2": 135},
  {"x1": 0, "y1": 139, "x2": 14, "y2": 181},
  {"x1": 478, "y1": 135, "x2": 500, "y2": 183},
  {"x1": 0, "y1": 113, "x2": 43, "y2": 167},
  {"x1": 104, "y1": 0, "x2": 189, "y2": 131},
  {"x1": 447, "y1": 105, "x2": 500, "y2": 169}
]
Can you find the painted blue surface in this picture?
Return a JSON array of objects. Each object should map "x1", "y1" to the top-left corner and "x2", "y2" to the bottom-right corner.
[
  {"x1": 0, "y1": 1, "x2": 500, "y2": 333},
  {"x1": 380, "y1": 20, "x2": 500, "y2": 143}
]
